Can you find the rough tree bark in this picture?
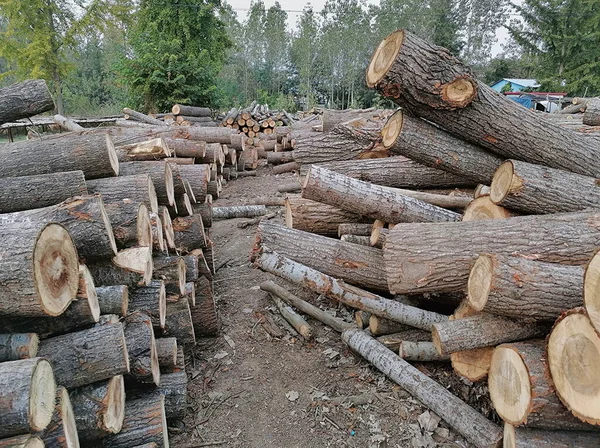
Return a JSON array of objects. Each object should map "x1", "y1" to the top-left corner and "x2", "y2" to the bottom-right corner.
[
  {"x1": 124, "y1": 311, "x2": 160, "y2": 386},
  {"x1": 0, "y1": 333, "x2": 39, "y2": 361},
  {"x1": 87, "y1": 174, "x2": 158, "y2": 214},
  {"x1": 119, "y1": 161, "x2": 174, "y2": 207},
  {"x1": 0, "y1": 79, "x2": 54, "y2": 124}
]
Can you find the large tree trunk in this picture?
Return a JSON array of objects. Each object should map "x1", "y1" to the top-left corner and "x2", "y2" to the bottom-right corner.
[
  {"x1": 0, "y1": 195, "x2": 118, "y2": 261},
  {"x1": 384, "y1": 211, "x2": 600, "y2": 294},
  {"x1": 316, "y1": 156, "x2": 474, "y2": 189},
  {"x1": 0, "y1": 79, "x2": 54, "y2": 124},
  {"x1": 37, "y1": 386, "x2": 79, "y2": 448},
  {"x1": 0, "y1": 222, "x2": 79, "y2": 317},
  {"x1": 0, "y1": 358, "x2": 56, "y2": 438},
  {"x1": 103, "y1": 201, "x2": 152, "y2": 250},
  {"x1": 0, "y1": 333, "x2": 39, "y2": 362},
  {"x1": 582, "y1": 98, "x2": 600, "y2": 126},
  {"x1": 467, "y1": 254, "x2": 584, "y2": 320},
  {"x1": 367, "y1": 30, "x2": 600, "y2": 177},
  {"x1": 341, "y1": 329, "x2": 502, "y2": 448},
  {"x1": 546, "y1": 308, "x2": 600, "y2": 425},
  {"x1": 87, "y1": 174, "x2": 158, "y2": 214},
  {"x1": 70, "y1": 375, "x2": 125, "y2": 440},
  {"x1": 0, "y1": 171, "x2": 87, "y2": 213},
  {"x1": 489, "y1": 340, "x2": 594, "y2": 430},
  {"x1": 285, "y1": 195, "x2": 369, "y2": 236},
  {"x1": 0, "y1": 133, "x2": 118, "y2": 179},
  {"x1": 256, "y1": 222, "x2": 388, "y2": 292},
  {"x1": 503, "y1": 424, "x2": 600, "y2": 448},
  {"x1": 432, "y1": 314, "x2": 548, "y2": 355},
  {"x1": 489, "y1": 159, "x2": 600, "y2": 213},
  {"x1": 119, "y1": 162, "x2": 174, "y2": 207},
  {"x1": 381, "y1": 110, "x2": 502, "y2": 184},
  {"x1": 37, "y1": 322, "x2": 130, "y2": 388},
  {"x1": 124, "y1": 311, "x2": 160, "y2": 386},
  {"x1": 254, "y1": 249, "x2": 447, "y2": 330},
  {"x1": 302, "y1": 166, "x2": 460, "y2": 224},
  {"x1": 129, "y1": 281, "x2": 166, "y2": 329},
  {"x1": 98, "y1": 394, "x2": 168, "y2": 448}
]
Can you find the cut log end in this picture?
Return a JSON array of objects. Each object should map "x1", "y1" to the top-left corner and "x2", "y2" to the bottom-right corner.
[
  {"x1": 30, "y1": 358, "x2": 57, "y2": 432},
  {"x1": 0, "y1": 435, "x2": 45, "y2": 448},
  {"x1": 98, "y1": 199, "x2": 119, "y2": 256},
  {"x1": 451, "y1": 347, "x2": 494, "y2": 382},
  {"x1": 35, "y1": 223, "x2": 80, "y2": 316},
  {"x1": 366, "y1": 29, "x2": 405, "y2": 88},
  {"x1": 547, "y1": 309, "x2": 600, "y2": 424},
  {"x1": 49, "y1": 386, "x2": 79, "y2": 448},
  {"x1": 79, "y1": 264, "x2": 101, "y2": 322},
  {"x1": 106, "y1": 134, "x2": 120, "y2": 177},
  {"x1": 584, "y1": 251, "x2": 600, "y2": 334},
  {"x1": 466, "y1": 254, "x2": 493, "y2": 312},
  {"x1": 442, "y1": 77, "x2": 477, "y2": 108},
  {"x1": 148, "y1": 176, "x2": 159, "y2": 213},
  {"x1": 490, "y1": 160, "x2": 517, "y2": 204},
  {"x1": 381, "y1": 109, "x2": 403, "y2": 148},
  {"x1": 161, "y1": 208, "x2": 175, "y2": 249},
  {"x1": 137, "y1": 204, "x2": 153, "y2": 249},
  {"x1": 488, "y1": 346, "x2": 531, "y2": 425},
  {"x1": 104, "y1": 375, "x2": 126, "y2": 434},
  {"x1": 462, "y1": 196, "x2": 514, "y2": 221},
  {"x1": 164, "y1": 163, "x2": 175, "y2": 206}
]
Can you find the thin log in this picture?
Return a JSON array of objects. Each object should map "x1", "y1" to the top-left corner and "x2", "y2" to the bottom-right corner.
[
  {"x1": 53, "y1": 114, "x2": 84, "y2": 132},
  {"x1": 384, "y1": 211, "x2": 600, "y2": 294},
  {"x1": 270, "y1": 294, "x2": 313, "y2": 339},
  {"x1": 0, "y1": 357, "x2": 56, "y2": 438},
  {"x1": 254, "y1": 249, "x2": 447, "y2": 331},
  {"x1": 213, "y1": 205, "x2": 266, "y2": 220},
  {"x1": 123, "y1": 108, "x2": 166, "y2": 127},
  {"x1": 399, "y1": 341, "x2": 449, "y2": 362},
  {"x1": 302, "y1": 166, "x2": 460, "y2": 224},
  {"x1": 338, "y1": 223, "x2": 373, "y2": 237},
  {"x1": 369, "y1": 315, "x2": 408, "y2": 336},
  {"x1": 341, "y1": 329, "x2": 502, "y2": 448},
  {"x1": 376, "y1": 329, "x2": 431, "y2": 351},
  {"x1": 172, "y1": 104, "x2": 211, "y2": 117},
  {"x1": 0, "y1": 171, "x2": 87, "y2": 213},
  {"x1": 431, "y1": 314, "x2": 548, "y2": 355}
]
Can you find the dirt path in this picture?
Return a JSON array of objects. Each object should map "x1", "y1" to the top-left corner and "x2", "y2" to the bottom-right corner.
[{"x1": 171, "y1": 166, "x2": 488, "y2": 448}]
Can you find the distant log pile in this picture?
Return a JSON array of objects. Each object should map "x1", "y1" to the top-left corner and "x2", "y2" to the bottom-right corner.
[
  {"x1": 0, "y1": 84, "x2": 252, "y2": 447},
  {"x1": 250, "y1": 29, "x2": 600, "y2": 448}
]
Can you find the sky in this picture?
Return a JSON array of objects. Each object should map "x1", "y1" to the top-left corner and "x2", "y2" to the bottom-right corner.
[{"x1": 225, "y1": 0, "x2": 511, "y2": 57}]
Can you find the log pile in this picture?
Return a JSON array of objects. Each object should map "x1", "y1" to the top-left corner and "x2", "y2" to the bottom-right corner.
[
  {"x1": 250, "y1": 29, "x2": 600, "y2": 447},
  {"x1": 0, "y1": 90, "x2": 250, "y2": 447}
]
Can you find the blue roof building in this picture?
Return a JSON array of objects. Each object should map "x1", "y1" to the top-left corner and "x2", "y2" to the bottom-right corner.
[{"x1": 490, "y1": 78, "x2": 541, "y2": 92}]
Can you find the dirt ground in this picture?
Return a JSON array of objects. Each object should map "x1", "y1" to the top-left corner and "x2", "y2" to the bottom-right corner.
[{"x1": 170, "y1": 163, "x2": 495, "y2": 448}]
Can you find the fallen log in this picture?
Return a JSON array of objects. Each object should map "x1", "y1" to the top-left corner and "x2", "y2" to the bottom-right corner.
[
  {"x1": 317, "y1": 155, "x2": 474, "y2": 189},
  {"x1": 163, "y1": 138, "x2": 206, "y2": 158},
  {"x1": 190, "y1": 276, "x2": 218, "y2": 336},
  {"x1": 381, "y1": 110, "x2": 502, "y2": 184},
  {"x1": 119, "y1": 161, "x2": 174, "y2": 206},
  {"x1": 98, "y1": 394, "x2": 168, "y2": 448},
  {"x1": 256, "y1": 222, "x2": 388, "y2": 292},
  {"x1": 0, "y1": 222, "x2": 79, "y2": 317},
  {"x1": 53, "y1": 114, "x2": 84, "y2": 132},
  {"x1": 376, "y1": 329, "x2": 432, "y2": 351},
  {"x1": 367, "y1": 29, "x2": 600, "y2": 177},
  {"x1": 341, "y1": 329, "x2": 502, "y2": 448},
  {"x1": 0, "y1": 333, "x2": 39, "y2": 361},
  {"x1": 467, "y1": 254, "x2": 584, "y2": 321},
  {"x1": 37, "y1": 322, "x2": 130, "y2": 388},
  {"x1": 432, "y1": 314, "x2": 548, "y2": 355},
  {"x1": 546, "y1": 308, "x2": 600, "y2": 425},
  {"x1": 123, "y1": 108, "x2": 166, "y2": 127},
  {"x1": 489, "y1": 340, "x2": 594, "y2": 430},
  {"x1": 338, "y1": 223, "x2": 373, "y2": 237},
  {"x1": 129, "y1": 280, "x2": 166, "y2": 329},
  {"x1": 70, "y1": 375, "x2": 125, "y2": 440},
  {"x1": 302, "y1": 166, "x2": 460, "y2": 224},
  {"x1": 399, "y1": 341, "x2": 449, "y2": 362},
  {"x1": 213, "y1": 205, "x2": 267, "y2": 220},
  {"x1": 369, "y1": 315, "x2": 408, "y2": 336},
  {"x1": 0, "y1": 133, "x2": 118, "y2": 179},
  {"x1": 255, "y1": 249, "x2": 447, "y2": 331},
  {"x1": 321, "y1": 108, "x2": 380, "y2": 132},
  {"x1": 37, "y1": 386, "x2": 79, "y2": 448},
  {"x1": 503, "y1": 424, "x2": 599, "y2": 448},
  {"x1": 384, "y1": 211, "x2": 600, "y2": 294},
  {"x1": 272, "y1": 161, "x2": 300, "y2": 175},
  {"x1": 159, "y1": 206, "x2": 176, "y2": 249},
  {"x1": 583, "y1": 98, "x2": 600, "y2": 126},
  {"x1": 178, "y1": 164, "x2": 209, "y2": 203},
  {"x1": 87, "y1": 174, "x2": 159, "y2": 213},
  {"x1": 89, "y1": 246, "x2": 153, "y2": 289},
  {"x1": 489, "y1": 159, "x2": 600, "y2": 213},
  {"x1": 270, "y1": 293, "x2": 313, "y2": 339},
  {"x1": 0, "y1": 357, "x2": 56, "y2": 438},
  {"x1": 0, "y1": 171, "x2": 87, "y2": 213},
  {"x1": 124, "y1": 311, "x2": 160, "y2": 385},
  {"x1": 0, "y1": 194, "x2": 118, "y2": 261},
  {"x1": 0, "y1": 79, "x2": 54, "y2": 124}
]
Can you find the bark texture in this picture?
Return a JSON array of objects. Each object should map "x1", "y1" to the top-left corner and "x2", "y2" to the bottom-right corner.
[
  {"x1": 87, "y1": 174, "x2": 158, "y2": 213},
  {"x1": 0, "y1": 79, "x2": 54, "y2": 124},
  {"x1": 0, "y1": 333, "x2": 39, "y2": 361},
  {"x1": 191, "y1": 277, "x2": 219, "y2": 336},
  {"x1": 124, "y1": 311, "x2": 160, "y2": 385}
]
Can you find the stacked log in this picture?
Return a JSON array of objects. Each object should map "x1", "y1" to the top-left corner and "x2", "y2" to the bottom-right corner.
[{"x1": 220, "y1": 102, "x2": 295, "y2": 145}]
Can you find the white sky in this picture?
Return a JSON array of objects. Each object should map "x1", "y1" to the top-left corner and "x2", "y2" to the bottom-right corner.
[{"x1": 224, "y1": 0, "x2": 510, "y2": 57}]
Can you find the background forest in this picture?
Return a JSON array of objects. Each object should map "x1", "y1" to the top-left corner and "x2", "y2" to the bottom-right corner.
[{"x1": 1, "y1": 0, "x2": 599, "y2": 115}]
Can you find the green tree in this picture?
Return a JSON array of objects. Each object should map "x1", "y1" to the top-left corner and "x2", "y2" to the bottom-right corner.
[
  {"x1": 290, "y1": 6, "x2": 320, "y2": 109},
  {"x1": 121, "y1": 0, "x2": 232, "y2": 112},
  {"x1": 0, "y1": 0, "x2": 128, "y2": 114}
]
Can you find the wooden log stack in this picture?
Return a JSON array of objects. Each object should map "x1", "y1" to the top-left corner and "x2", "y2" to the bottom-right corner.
[
  {"x1": 248, "y1": 29, "x2": 600, "y2": 447},
  {"x1": 0, "y1": 92, "x2": 244, "y2": 447}
]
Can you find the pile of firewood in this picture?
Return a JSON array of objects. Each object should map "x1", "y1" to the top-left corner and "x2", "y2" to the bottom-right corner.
[
  {"x1": 220, "y1": 102, "x2": 295, "y2": 145},
  {"x1": 253, "y1": 30, "x2": 600, "y2": 448},
  {"x1": 120, "y1": 104, "x2": 220, "y2": 128},
  {"x1": 0, "y1": 81, "x2": 266, "y2": 447}
]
